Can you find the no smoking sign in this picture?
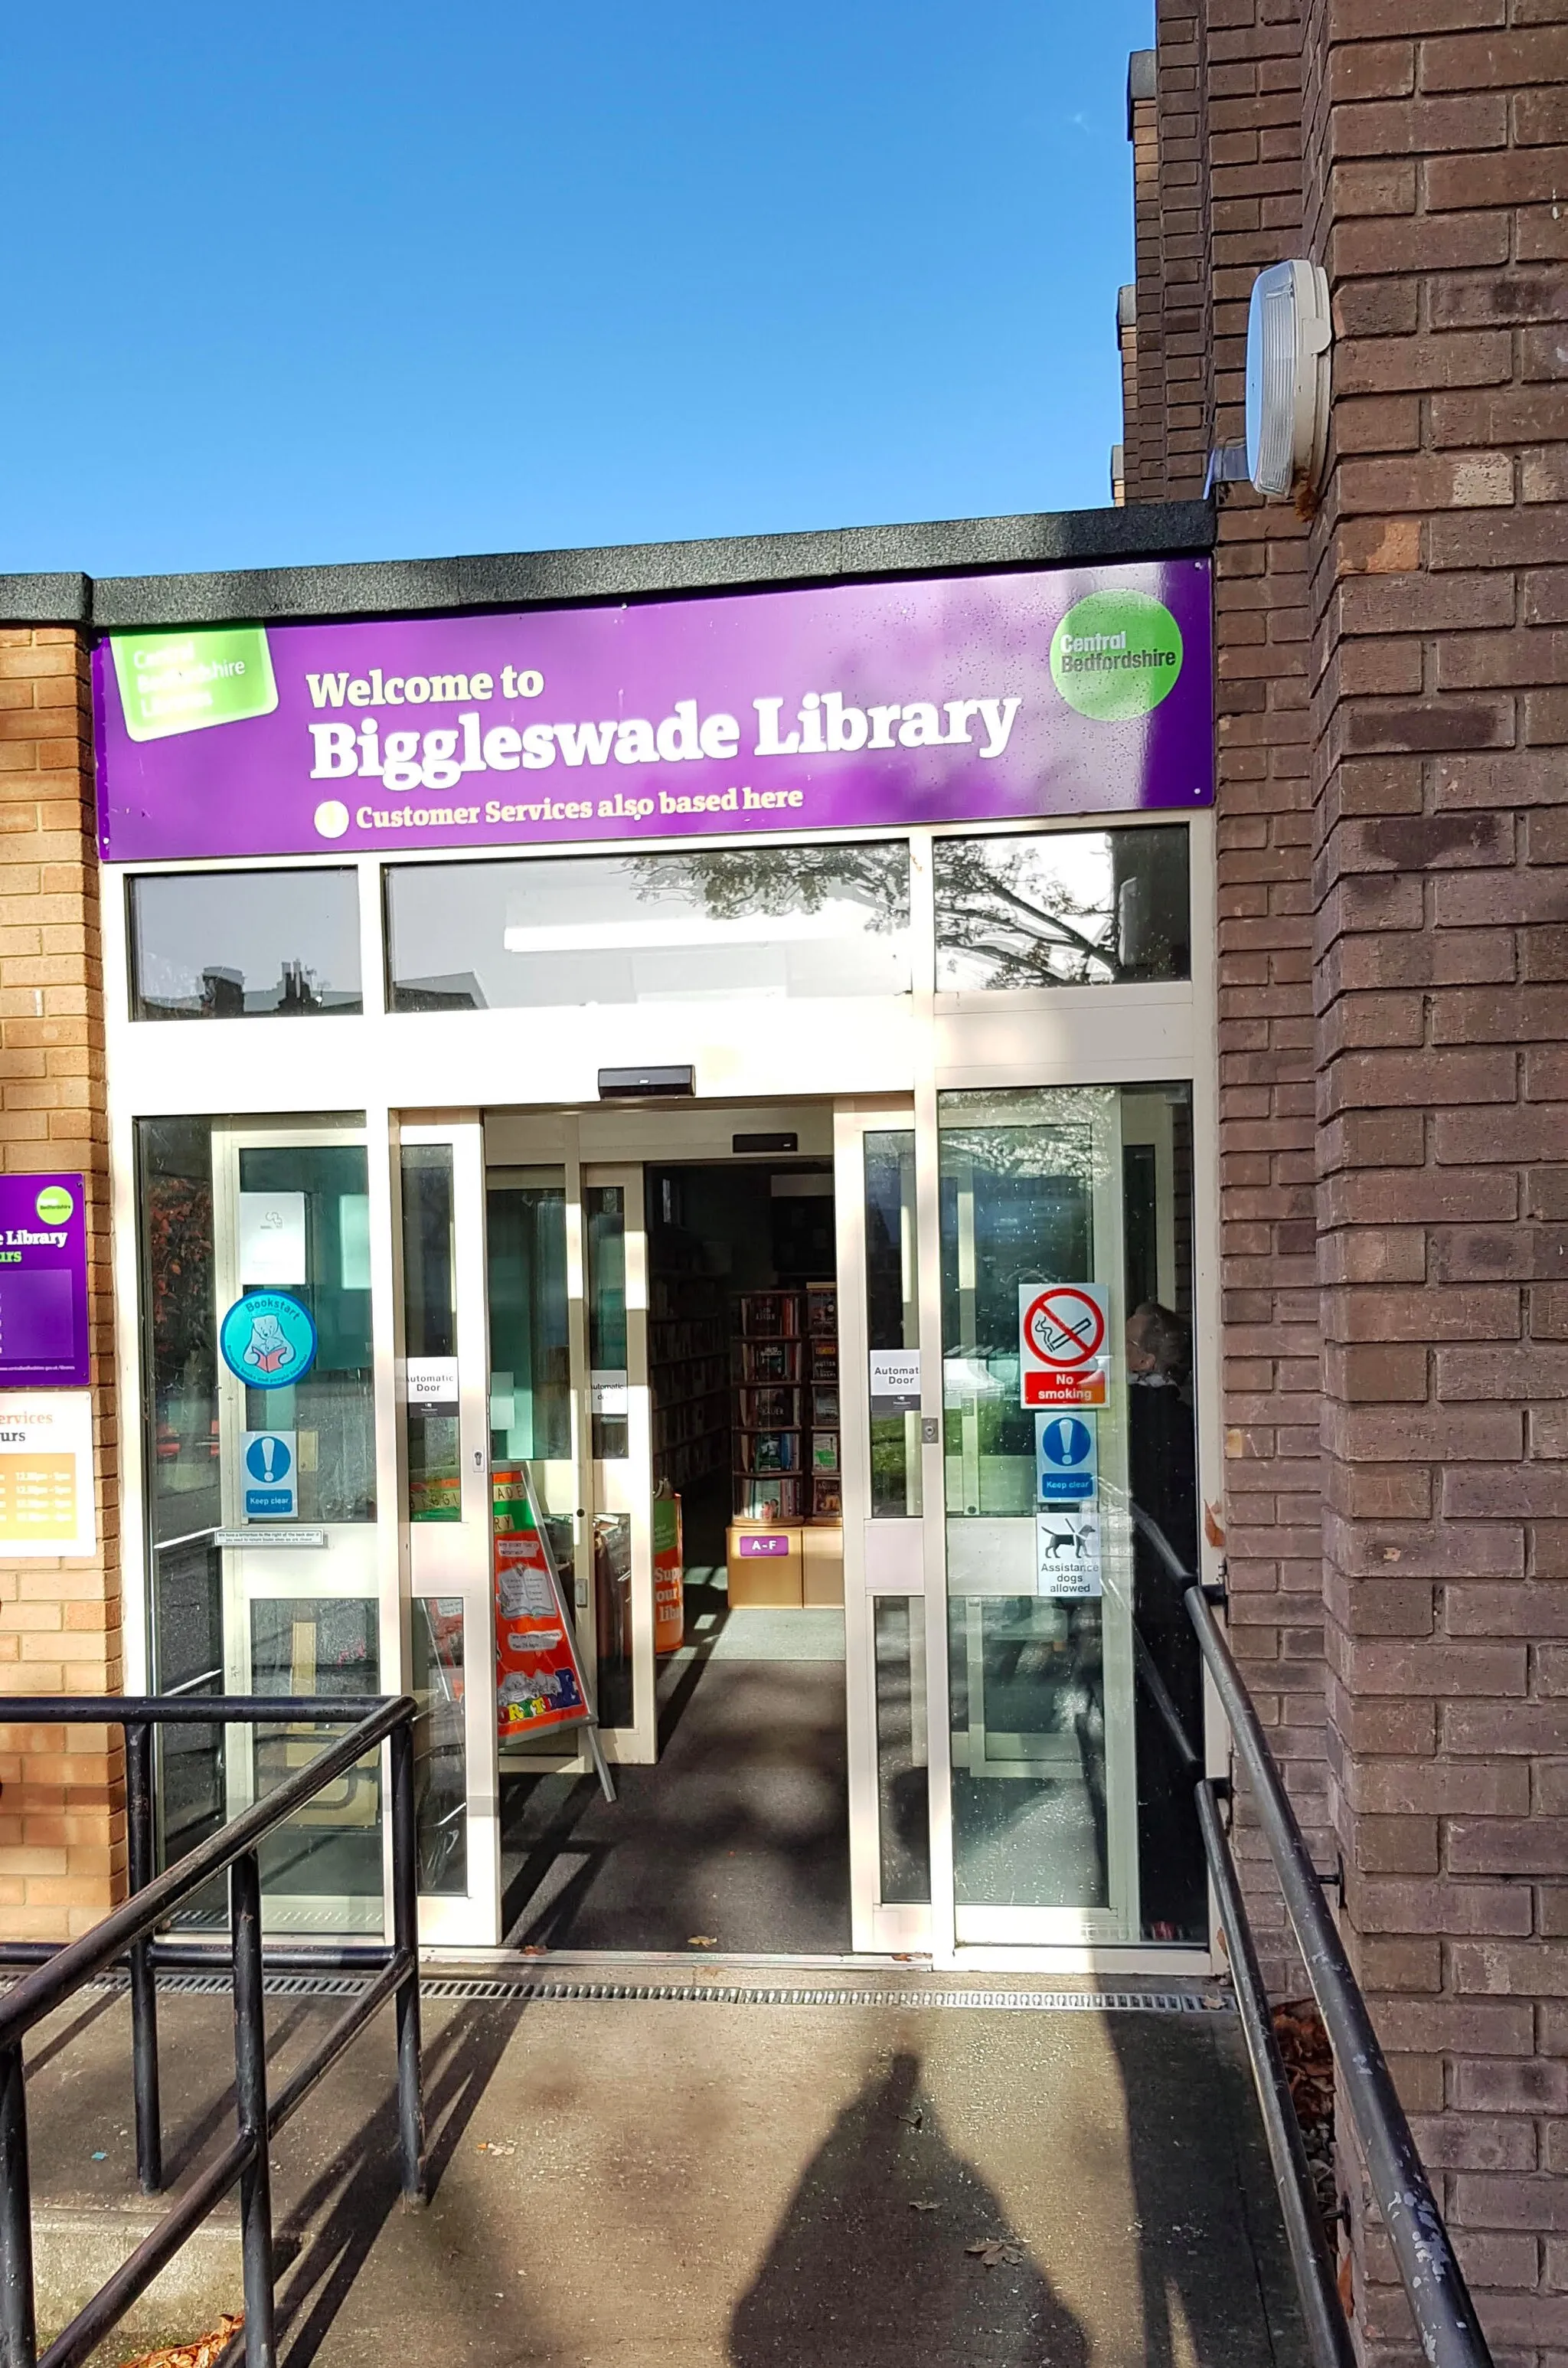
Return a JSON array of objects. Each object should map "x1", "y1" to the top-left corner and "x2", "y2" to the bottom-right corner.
[{"x1": 1018, "y1": 1282, "x2": 1112, "y2": 1408}]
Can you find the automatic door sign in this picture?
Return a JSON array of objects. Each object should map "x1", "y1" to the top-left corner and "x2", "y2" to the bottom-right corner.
[
  {"x1": 1035, "y1": 1506, "x2": 1103, "y2": 1600},
  {"x1": 492, "y1": 1464, "x2": 591, "y2": 1741},
  {"x1": 220, "y1": 1291, "x2": 318, "y2": 1389},
  {"x1": 1036, "y1": 1412, "x2": 1097, "y2": 1505},
  {"x1": 1018, "y1": 1283, "x2": 1110, "y2": 1408},
  {"x1": 243, "y1": 1429, "x2": 297, "y2": 1519}
]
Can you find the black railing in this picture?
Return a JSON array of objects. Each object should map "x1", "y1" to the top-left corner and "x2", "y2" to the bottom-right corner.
[
  {"x1": 1132, "y1": 1525, "x2": 1494, "y2": 2368},
  {"x1": 0, "y1": 1695, "x2": 426, "y2": 2368}
]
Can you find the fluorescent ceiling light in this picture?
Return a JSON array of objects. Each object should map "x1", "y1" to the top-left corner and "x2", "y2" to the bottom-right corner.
[{"x1": 502, "y1": 901, "x2": 877, "y2": 955}]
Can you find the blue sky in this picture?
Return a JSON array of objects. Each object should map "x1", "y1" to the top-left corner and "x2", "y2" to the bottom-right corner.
[{"x1": 3, "y1": 2, "x2": 1152, "y2": 578}]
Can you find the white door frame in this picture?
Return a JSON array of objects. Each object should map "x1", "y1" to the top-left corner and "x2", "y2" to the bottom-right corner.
[{"x1": 834, "y1": 1100, "x2": 928, "y2": 1955}]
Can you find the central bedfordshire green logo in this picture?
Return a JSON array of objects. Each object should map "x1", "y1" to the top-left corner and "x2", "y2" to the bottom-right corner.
[
  {"x1": 112, "y1": 626, "x2": 278, "y2": 744},
  {"x1": 1050, "y1": 590, "x2": 1184, "y2": 721}
]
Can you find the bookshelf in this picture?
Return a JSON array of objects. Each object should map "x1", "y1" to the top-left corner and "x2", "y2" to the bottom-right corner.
[
  {"x1": 732, "y1": 1284, "x2": 841, "y2": 1522},
  {"x1": 649, "y1": 1271, "x2": 728, "y2": 1493}
]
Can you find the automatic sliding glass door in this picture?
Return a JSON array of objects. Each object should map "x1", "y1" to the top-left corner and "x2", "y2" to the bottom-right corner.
[
  {"x1": 933, "y1": 1084, "x2": 1206, "y2": 1952},
  {"x1": 208, "y1": 1124, "x2": 384, "y2": 1936}
]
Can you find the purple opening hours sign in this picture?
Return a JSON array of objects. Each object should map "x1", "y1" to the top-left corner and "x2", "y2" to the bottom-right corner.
[{"x1": 0, "y1": 1175, "x2": 90, "y2": 1387}]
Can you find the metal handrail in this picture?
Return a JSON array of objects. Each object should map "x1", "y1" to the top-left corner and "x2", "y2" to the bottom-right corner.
[
  {"x1": 0, "y1": 1693, "x2": 426, "y2": 2368},
  {"x1": 1173, "y1": 1582, "x2": 1494, "y2": 2368}
]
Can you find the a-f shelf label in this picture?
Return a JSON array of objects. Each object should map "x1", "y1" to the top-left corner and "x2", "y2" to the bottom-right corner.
[
  {"x1": 1018, "y1": 1283, "x2": 1111, "y2": 1408},
  {"x1": 93, "y1": 561, "x2": 1214, "y2": 862}
]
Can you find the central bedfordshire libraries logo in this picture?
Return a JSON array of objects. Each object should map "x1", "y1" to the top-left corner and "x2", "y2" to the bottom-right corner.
[
  {"x1": 112, "y1": 626, "x2": 279, "y2": 743},
  {"x1": 1050, "y1": 590, "x2": 1183, "y2": 722}
]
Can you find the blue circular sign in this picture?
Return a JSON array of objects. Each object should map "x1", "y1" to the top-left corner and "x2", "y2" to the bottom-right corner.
[
  {"x1": 244, "y1": 1434, "x2": 293, "y2": 1482},
  {"x1": 220, "y1": 1292, "x2": 317, "y2": 1390},
  {"x1": 1040, "y1": 1417, "x2": 1093, "y2": 1468}
]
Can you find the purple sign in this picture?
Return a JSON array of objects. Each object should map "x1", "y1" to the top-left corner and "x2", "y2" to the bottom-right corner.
[
  {"x1": 93, "y1": 560, "x2": 1212, "y2": 864},
  {"x1": 0, "y1": 1176, "x2": 89, "y2": 1386}
]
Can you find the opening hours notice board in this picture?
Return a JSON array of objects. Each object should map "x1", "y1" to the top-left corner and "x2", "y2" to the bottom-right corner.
[{"x1": 0, "y1": 1175, "x2": 95, "y2": 1558}]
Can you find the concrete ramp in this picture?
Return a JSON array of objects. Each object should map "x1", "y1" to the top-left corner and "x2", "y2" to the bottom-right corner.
[{"x1": 21, "y1": 1977, "x2": 1308, "y2": 2368}]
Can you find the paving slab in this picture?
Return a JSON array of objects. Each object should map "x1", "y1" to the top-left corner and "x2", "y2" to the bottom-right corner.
[{"x1": 18, "y1": 1980, "x2": 1308, "y2": 2368}]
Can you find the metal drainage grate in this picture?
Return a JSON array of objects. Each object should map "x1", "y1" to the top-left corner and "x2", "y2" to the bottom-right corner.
[
  {"x1": 418, "y1": 1978, "x2": 1233, "y2": 2013},
  {"x1": 9, "y1": 1971, "x2": 1233, "y2": 2013}
]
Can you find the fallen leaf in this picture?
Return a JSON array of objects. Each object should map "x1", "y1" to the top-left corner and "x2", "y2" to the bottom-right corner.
[
  {"x1": 909, "y1": 2200, "x2": 942, "y2": 2213},
  {"x1": 688, "y1": 1935, "x2": 719, "y2": 1948},
  {"x1": 118, "y1": 2312, "x2": 243, "y2": 2368},
  {"x1": 967, "y1": 2240, "x2": 1025, "y2": 2268}
]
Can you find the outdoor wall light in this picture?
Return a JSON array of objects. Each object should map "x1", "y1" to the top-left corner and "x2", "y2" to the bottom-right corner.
[{"x1": 1244, "y1": 260, "x2": 1332, "y2": 501}]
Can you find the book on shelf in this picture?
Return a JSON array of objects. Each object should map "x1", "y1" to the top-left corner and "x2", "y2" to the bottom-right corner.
[
  {"x1": 737, "y1": 1338, "x2": 804, "y2": 1382},
  {"x1": 735, "y1": 1474, "x2": 805, "y2": 1520}
]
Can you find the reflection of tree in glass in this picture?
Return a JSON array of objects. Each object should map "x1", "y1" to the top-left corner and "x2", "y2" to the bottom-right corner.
[
  {"x1": 146, "y1": 1176, "x2": 215, "y2": 1386},
  {"x1": 934, "y1": 839, "x2": 1120, "y2": 985},
  {"x1": 629, "y1": 843, "x2": 909, "y2": 931}
]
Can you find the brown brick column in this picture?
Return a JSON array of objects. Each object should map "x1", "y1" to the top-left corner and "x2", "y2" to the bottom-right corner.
[
  {"x1": 1122, "y1": 0, "x2": 1328, "y2": 1994},
  {"x1": 1300, "y1": 5, "x2": 1568, "y2": 2353},
  {"x1": 0, "y1": 622, "x2": 124, "y2": 1939}
]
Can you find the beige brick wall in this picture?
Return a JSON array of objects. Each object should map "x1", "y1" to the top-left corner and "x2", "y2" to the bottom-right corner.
[{"x1": 0, "y1": 626, "x2": 124, "y2": 1940}]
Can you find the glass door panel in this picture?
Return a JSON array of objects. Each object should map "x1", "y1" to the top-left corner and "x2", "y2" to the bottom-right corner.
[
  {"x1": 935, "y1": 1084, "x2": 1206, "y2": 1950},
  {"x1": 584, "y1": 1168, "x2": 655, "y2": 1761},
  {"x1": 402, "y1": 1144, "x2": 459, "y2": 1523},
  {"x1": 486, "y1": 1169, "x2": 574, "y2": 1586},
  {"x1": 403, "y1": 1121, "x2": 498, "y2": 1944},
  {"x1": 835, "y1": 1101, "x2": 929, "y2": 1954},
  {"x1": 210, "y1": 1124, "x2": 384, "y2": 1935},
  {"x1": 865, "y1": 1131, "x2": 922, "y2": 1520}
]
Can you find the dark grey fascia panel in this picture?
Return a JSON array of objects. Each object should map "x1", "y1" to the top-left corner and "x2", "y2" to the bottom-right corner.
[
  {"x1": 0, "y1": 574, "x2": 90, "y2": 626},
  {"x1": 1126, "y1": 47, "x2": 1156, "y2": 137},
  {"x1": 85, "y1": 501, "x2": 1214, "y2": 631}
]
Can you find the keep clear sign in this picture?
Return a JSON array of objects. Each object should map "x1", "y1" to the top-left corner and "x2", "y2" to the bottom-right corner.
[{"x1": 1035, "y1": 1505, "x2": 1102, "y2": 1599}]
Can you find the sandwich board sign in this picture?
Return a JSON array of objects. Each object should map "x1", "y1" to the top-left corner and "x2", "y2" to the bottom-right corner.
[
  {"x1": 492, "y1": 1464, "x2": 615, "y2": 1798},
  {"x1": 1018, "y1": 1283, "x2": 1111, "y2": 1408}
]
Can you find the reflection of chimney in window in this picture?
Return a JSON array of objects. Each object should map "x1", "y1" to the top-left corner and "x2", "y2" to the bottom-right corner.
[
  {"x1": 278, "y1": 960, "x2": 322, "y2": 1014},
  {"x1": 201, "y1": 966, "x2": 243, "y2": 1017},
  {"x1": 1117, "y1": 877, "x2": 1145, "y2": 972}
]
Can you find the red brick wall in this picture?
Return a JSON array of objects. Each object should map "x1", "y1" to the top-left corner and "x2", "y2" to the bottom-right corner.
[
  {"x1": 0, "y1": 626, "x2": 123, "y2": 1939},
  {"x1": 1124, "y1": 0, "x2": 1331, "y2": 1998},
  {"x1": 1127, "y1": 0, "x2": 1568, "y2": 2347},
  {"x1": 1297, "y1": 3, "x2": 1568, "y2": 2355}
]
